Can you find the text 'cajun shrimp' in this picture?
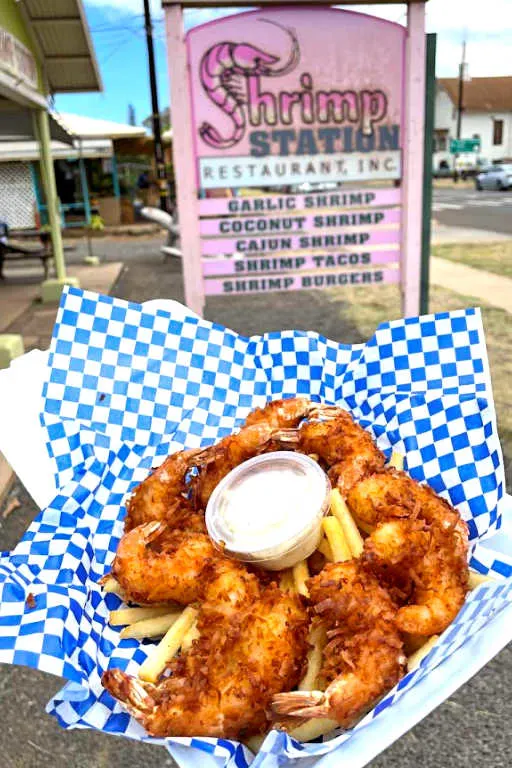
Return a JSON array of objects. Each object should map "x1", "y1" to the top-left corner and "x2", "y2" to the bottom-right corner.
[
  {"x1": 199, "y1": 21, "x2": 299, "y2": 150},
  {"x1": 273, "y1": 562, "x2": 406, "y2": 726}
]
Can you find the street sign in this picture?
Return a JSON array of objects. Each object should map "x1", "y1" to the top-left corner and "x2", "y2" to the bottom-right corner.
[{"x1": 450, "y1": 138, "x2": 481, "y2": 153}]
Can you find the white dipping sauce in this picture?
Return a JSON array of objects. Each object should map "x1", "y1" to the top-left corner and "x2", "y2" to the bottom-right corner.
[{"x1": 206, "y1": 452, "x2": 331, "y2": 570}]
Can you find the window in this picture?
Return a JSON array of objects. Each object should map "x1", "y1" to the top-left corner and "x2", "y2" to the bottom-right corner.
[
  {"x1": 434, "y1": 129, "x2": 448, "y2": 152},
  {"x1": 493, "y1": 119, "x2": 503, "y2": 146}
]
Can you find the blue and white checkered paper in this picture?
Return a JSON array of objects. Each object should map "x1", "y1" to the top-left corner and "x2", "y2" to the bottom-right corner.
[{"x1": 0, "y1": 285, "x2": 511, "y2": 768}]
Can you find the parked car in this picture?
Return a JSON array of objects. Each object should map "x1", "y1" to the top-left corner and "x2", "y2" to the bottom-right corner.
[{"x1": 475, "y1": 164, "x2": 512, "y2": 190}]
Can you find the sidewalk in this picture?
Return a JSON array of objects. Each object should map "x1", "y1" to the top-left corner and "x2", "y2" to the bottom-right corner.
[
  {"x1": 0, "y1": 261, "x2": 123, "y2": 351},
  {"x1": 430, "y1": 257, "x2": 512, "y2": 313},
  {"x1": 431, "y1": 222, "x2": 510, "y2": 245}
]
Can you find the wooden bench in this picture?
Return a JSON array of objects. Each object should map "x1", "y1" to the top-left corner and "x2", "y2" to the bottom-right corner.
[{"x1": 0, "y1": 234, "x2": 52, "y2": 280}]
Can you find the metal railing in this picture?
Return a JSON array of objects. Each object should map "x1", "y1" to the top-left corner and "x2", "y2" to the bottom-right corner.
[{"x1": 140, "y1": 206, "x2": 182, "y2": 259}]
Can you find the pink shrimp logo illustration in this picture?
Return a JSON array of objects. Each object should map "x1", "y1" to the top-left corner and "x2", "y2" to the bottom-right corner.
[{"x1": 199, "y1": 20, "x2": 300, "y2": 150}]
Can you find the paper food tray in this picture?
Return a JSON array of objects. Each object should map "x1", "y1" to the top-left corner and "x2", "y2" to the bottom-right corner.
[{"x1": 0, "y1": 286, "x2": 511, "y2": 768}]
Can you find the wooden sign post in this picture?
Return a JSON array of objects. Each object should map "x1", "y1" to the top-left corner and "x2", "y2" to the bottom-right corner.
[{"x1": 163, "y1": 0, "x2": 426, "y2": 318}]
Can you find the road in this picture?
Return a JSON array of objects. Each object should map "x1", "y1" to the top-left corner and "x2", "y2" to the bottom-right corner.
[{"x1": 433, "y1": 187, "x2": 512, "y2": 234}]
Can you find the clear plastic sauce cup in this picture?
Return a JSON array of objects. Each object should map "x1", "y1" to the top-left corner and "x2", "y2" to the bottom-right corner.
[{"x1": 205, "y1": 452, "x2": 331, "y2": 570}]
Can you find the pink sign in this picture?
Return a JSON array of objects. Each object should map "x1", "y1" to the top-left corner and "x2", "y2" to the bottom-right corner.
[
  {"x1": 164, "y1": 2, "x2": 426, "y2": 316},
  {"x1": 198, "y1": 187, "x2": 402, "y2": 216},
  {"x1": 204, "y1": 267, "x2": 400, "y2": 295},
  {"x1": 201, "y1": 225, "x2": 399, "y2": 256},
  {"x1": 187, "y1": 8, "x2": 405, "y2": 188},
  {"x1": 202, "y1": 249, "x2": 400, "y2": 277}
]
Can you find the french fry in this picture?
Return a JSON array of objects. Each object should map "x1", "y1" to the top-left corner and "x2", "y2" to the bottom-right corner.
[
  {"x1": 101, "y1": 576, "x2": 127, "y2": 599},
  {"x1": 407, "y1": 635, "x2": 440, "y2": 672},
  {"x1": 317, "y1": 536, "x2": 334, "y2": 562},
  {"x1": 299, "y1": 625, "x2": 326, "y2": 691},
  {"x1": 288, "y1": 717, "x2": 339, "y2": 742},
  {"x1": 280, "y1": 570, "x2": 295, "y2": 592},
  {"x1": 330, "y1": 490, "x2": 364, "y2": 558},
  {"x1": 389, "y1": 451, "x2": 404, "y2": 470},
  {"x1": 245, "y1": 733, "x2": 266, "y2": 753},
  {"x1": 322, "y1": 516, "x2": 351, "y2": 562},
  {"x1": 293, "y1": 560, "x2": 310, "y2": 597},
  {"x1": 109, "y1": 606, "x2": 172, "y2": 626},
  {"x1": 181, "y1": 619, "x2": 200, "y2": 652},
  {"x1": 138, "y1": 606, "x2": 198, "y2": 683},
  {"x1": 120, "y1": 612, "x2": 181, "y2": 640},
  {"x1": 468, "y1": 571, "x2": 495, "y2": 590}
]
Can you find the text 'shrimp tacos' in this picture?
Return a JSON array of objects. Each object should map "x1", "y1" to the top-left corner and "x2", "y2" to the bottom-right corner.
[{"x1": 0, "y1": 286, "x2": 511, "y2": 768}]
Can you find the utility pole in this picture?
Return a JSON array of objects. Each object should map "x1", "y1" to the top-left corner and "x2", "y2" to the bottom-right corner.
[
  {"x1": 456, "y1": 39, "x2": 466, "y2": 139},
  {"x1": 453, "y1": 38, "x2": 467, "y2": 182},
  {"x1": 143, "y1": 0, "x2": 168, "y2": 211}
]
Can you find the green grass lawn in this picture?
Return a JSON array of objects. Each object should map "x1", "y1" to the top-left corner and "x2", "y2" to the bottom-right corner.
[{"x1": 433, "y1": 242, "x2": 512, "y2": 280}]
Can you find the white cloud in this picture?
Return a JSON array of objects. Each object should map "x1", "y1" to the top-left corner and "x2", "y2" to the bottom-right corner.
[
  {"x1": 341, "y1": 0, "x2": 512, "y2": 35},
  {"x1": 339, "y1": 1, "x2": 512, "y2": 76},
  {"x1": 85, "y1": 0, "x2": 512, "y2": 76}
]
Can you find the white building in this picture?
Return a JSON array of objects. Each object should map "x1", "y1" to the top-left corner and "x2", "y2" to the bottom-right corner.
[
  {"x1": 433, "y1": 76, "x2": 512, "y2": 171},
  {"x1": 0, "y1": 113, "x2": 146, "y2": 229}
]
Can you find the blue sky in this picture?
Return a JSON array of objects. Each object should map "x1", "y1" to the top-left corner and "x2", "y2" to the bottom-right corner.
[
  {"x1": 54, "y1": 0, "x2": 512, "y2": 126},
  {"x1": 54, "y1": 3, "x2": 243, "y2": 125}
]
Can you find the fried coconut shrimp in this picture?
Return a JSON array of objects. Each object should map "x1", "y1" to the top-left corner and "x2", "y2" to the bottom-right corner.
[
  {"x1": 125, "y1": 448, "x2": 203, "y2": 531},
  {"x1": 364, "y1": 518, "x2": 469, "y2": 635},
  {"x1": 124, "y1": 398, "x2": 333, "y2": 529},
  {"x1": 190, "y1": 421, "x2": 299, "y2": 509},
  {"x1": 244, "y1": 397, "x2": 334, "y2": 429},
  {"x1": 289, "y1": 409, "x2": 385, "y2": 494},
  {"x1": 111, "y1": 521, "x2": 259, "y2": 606},
  {"x1": 103, "y1": 582, "x2": 309, "y2": 738},
  {"x1": 347, "y1": 468, "x2": 462, "y2": 533},
  {"x1": 273, "y1": 562, "x2": 406, "y2": 726}
]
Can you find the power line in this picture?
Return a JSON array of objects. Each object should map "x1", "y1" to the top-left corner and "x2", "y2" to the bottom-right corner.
[
  {"x1": 89, "y1": 14, "x2": 144, "y2": 32},
  {"x1": 100, "y1": 34, "x2": 138, "y2": 64}
]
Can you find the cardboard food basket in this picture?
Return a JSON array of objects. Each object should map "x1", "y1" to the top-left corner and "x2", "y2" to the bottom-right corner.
[{"x1": 0, "y1": 286, "x2": 511, "y2": 768}]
